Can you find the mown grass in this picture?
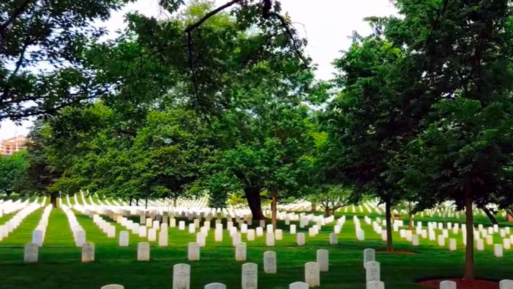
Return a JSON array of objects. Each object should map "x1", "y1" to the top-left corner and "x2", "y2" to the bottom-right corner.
[{"x1": 0, "y1": 200, "x2": 512, "y2": 289}]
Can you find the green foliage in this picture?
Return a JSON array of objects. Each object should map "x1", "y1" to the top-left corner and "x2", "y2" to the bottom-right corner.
[
  {"x1": 0, "y1": 150, "x2": 28, "y2": 195},
  {"x1": 1, "y1": 0, "x2": 135, "y2": 121}
]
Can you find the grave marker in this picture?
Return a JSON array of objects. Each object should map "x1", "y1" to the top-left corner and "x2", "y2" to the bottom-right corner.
[
  {"x1": 236, "y1": 242, "x2": 247, "y2": 261},
  {"x1": 365, "y1": 261, "x2": 380, "y2": 283},
  {"x1": 289, "y1": 282, "x2": 308, "y2": 289},
  {"x1": 440, "y1": 280, "x2": 456, "y2": 289},
  {"x1": 173, "y1": 264, "x2": 191, "y2": 289},
  {"x1": 188, "y1": 242, "x2": 200, "y2": 261},
  {"x1": 24, "y1": 243, "x2": 38, "y2": 263},
  {"x1": 82, "y1": 243, "x2": 95, "y2": 262},
  {"x1": 137, "y1": 242, "x2": 150, "y2": 261},
  {"x1": 263, "y1": 251, "x2": 277, "y2": 273},
  {"x1": 304, "y1": 262, "x2": 320, "y2": 287},
  {"x1": 241, "y1": 263, "x2": 258, "y2": 289},
  {"x1": 317, "y1": 249, "x2": 329, "y2": 272}
]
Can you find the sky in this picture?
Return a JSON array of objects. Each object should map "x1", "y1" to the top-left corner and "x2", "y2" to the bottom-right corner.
[{"x1": 0, "y1": 0, "x2": 397, "y2": 141}]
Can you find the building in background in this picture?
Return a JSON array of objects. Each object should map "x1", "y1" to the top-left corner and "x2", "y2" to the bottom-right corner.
[{"x1": 0, "y1": 136, "x2": 28, "y2": 155}]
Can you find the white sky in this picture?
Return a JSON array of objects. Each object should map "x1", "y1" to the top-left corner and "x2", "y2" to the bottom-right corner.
[{"x1": 0, "y1": 0, "x2": 397, "y2": 140}]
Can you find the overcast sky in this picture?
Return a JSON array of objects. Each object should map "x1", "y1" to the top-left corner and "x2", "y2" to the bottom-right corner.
[{"x1": 0, "y1": 0, "x2": 397, "y2": 140}]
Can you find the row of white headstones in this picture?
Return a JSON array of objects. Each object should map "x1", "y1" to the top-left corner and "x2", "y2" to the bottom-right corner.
[{"x1": 0, "y1": 199, "x2": 45, "y2": 243}]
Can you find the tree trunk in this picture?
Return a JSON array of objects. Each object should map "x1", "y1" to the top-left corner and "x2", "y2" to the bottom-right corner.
[
  {"x1": 463, "y1": 190, "x2": 475, "y2": 280},
  {"x1": 136, "y1": 199, "x2": 139, "y2": 206},
  {"x1": 244, "y1": 187, "x2": 265, "y2": 220},
  {"x1": 145, "y1": 198, "x2": 148, "y2": 209},
  {"x1": 480, "y1": 206, "x2": 498, "y2": 225},
  {"x1": 385, "y1": 199, "x2": 393, "y2": 252},
  {"x1": 506, "y1": 209, "x2": 513, "y2": 222},
  {"x1": 324, "y1": 207, "x2": 331, "y2": 217},
  {"x1": 50, "y1": 193, "x2": 58, "y2": 208},
  {"x1": 173, "y1": 198, "x2": 178, "y2": 208},
  {"x1": 271, "y1": 191, "x2": 277, "y2": 230},
  {"x1": 129, "y1": 197, "x2": 133, "y2": 206},
  {"x1": 311, "y1": 203, "x2": 317, "y2": 213}
]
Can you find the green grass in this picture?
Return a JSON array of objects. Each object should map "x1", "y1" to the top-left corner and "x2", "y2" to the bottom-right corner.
[{"x1": 0, "y1": 204, "x2": 512, "y2": 289}]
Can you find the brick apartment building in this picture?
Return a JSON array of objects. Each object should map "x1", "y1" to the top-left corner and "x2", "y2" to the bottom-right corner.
[{"x1": 0, "y1": 136, "x2": 28, "y2": 155}]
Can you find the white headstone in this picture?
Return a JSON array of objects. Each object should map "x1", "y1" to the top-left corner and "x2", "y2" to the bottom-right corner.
[
  {"x1": 275, "y1": 229, "x2": 283, "y2": 240},
  {"x1": 266, "y1": 232, "x2": 275, "y2": 246},
  {"x1": 289, "y1": 282, "x2": 309, "y2": 289},
  {"x1": 119, "y1": 231, "x2": 129, "y2": 247},
  {"x1": 139, "y1": 226, "x2": 147, "y2": 237},
  {"x1": 32, "y1": 230, "x2": 43, "y2": 247},
  {"x1": 148, "y1": 228, "x2": 157, "y2": 241},
  {"x1": 500, "y1": 280, "x2": 513, "y2": 289},
  {"x1": 236, "y1": 242, "x2": 247, "y2": 261},
  {"x1": 440, "y1": 280, "x2": 456, "y2": 289},
  {"x1": 215, "y1": 229, "x2": 223, "y2": 242},
  {"x1": 290, "y1": 224, "x2": 297, "y2": 234},
  {"x1": 367, "y1": 281, "x2": 385, "y2": 289},
  {"x1": 101, "y1": 285, "x2": 124, "y2": 289},
  {"x1": 256, "y1": 227, "x2": 264, "y2": 237},
  {"x1": 205, "y1": 283, "x2": 227, "y2": 289},
  {"x1": 75, "y1": 230, "x2": 86, "y2": 247},
  {"x1": 24, "y1": 243, "x2": 38, "y2": 263},
  {"x1": 137, "y1": 242, "x2": 150, "y2": 261},
  {"x1": 329, "y1": 233, "x2": 338, "y2": 245},
  {"x1": 173, "y1": 263, "x2": 191, "y2": 289},
  {"x1": 365, "y1": 261, "x2": 380, "y2": 283},
  {"x1": 247, "y1": 229, "x2": 255, "y2": 241},
  {"x1": 179, "y1": 221, "x2": 185, "y2": 230},
  {"x1": 159, "y1": 230, "x2": 168, "y2": 247},
  {"x1": 263, "y1": 251, "x2": 277, "y2": 273},
  {"x1": 449, "y1": 239, "x2": 456, "y2": 251},
  {"x1": 317, "y1": 249, "x2": 329, "y2": 272},
  {"x1": 297, "y1": 233, "x2": 305, "y2": 246},
  {"x1": 241, "y1": 263, "x2": 258, "y2": 289},
  {"x1": 363, "y1": 248, "x2": 375, "y2": 267},
  {"x1": 82, "y1": 243, "x2": 95, "y2": 262},
  {"x1": 495, "y1": 244, "x2": 504, "y2": 257},
  {"x1": 304, "y1": 262, "x2": 320, "y2": 287},
  {"x1": 188, "y1": 242, "x2": 200, "y2": 261}
]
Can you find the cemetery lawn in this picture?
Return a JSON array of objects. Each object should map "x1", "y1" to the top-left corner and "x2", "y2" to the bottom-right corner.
[{"x1": 0, "y1": 205, "x2": 512, "y2": 289}]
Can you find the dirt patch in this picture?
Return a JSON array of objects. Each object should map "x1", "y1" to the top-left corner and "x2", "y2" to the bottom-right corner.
[
  {"x1": 418, "y1": 279, "x2": 499, "y2": 289},
  {"x1": 376, "y1": 250, "x2": 416, "y2": 255}
]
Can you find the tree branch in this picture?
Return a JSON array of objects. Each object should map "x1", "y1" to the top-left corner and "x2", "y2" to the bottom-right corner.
[
  {"x1": 184, "y1": 0, "x2": 241, "y2": 33},
  {"x1": 269, "y1": 12, "x2": 309, "y2": 65},
  {"x1": 0, "y1": 0, "x2": 34, "y2": 37}
]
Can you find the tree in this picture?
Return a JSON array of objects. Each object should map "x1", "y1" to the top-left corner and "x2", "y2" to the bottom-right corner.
[
  {"x1": 1, "y1": 0, "x2": 134, "y2": 121},
  {"x1": 18, "y1": 121, "x2": 63, "y2": 207},
  {"x1": 322, "y1": 23, "x2": 420, "y2": 252},
  {"x1": 0, "y1": 150, "x2": 28, "y2": 196},
  {"x1": 394, "y1": 0, "x2": 513, "y2": 280},
  {"x1": 308, "y1": 186, "x2": 352, "y2": 217}
]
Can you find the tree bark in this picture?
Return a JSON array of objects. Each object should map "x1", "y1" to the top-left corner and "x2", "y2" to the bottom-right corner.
[
  {"x1": 463, "y1": 190, "x2": 475, "y2": 280},
  {"x1": 385, "y1": 199, "x2": 393, "y2": 252},
  {"x1": 173, "y1": 198, "x2": 178, "y2": 208},
  {"x1": 311, "y1": 203, "x2": 317, "y2": 213},
  {"x1": 50, "y1": 193, "x2": 58, "y2": 208},
  {"x1": 145, "y1": 198, "x2": 148, "y2": 209},
  {"x1": 324, "y1": 207, "x2": 331, "y2": 217},
  {"x1": 136, "y1": 199, "x2": 139, "y2": 206},
  {"x1": 479, "y1": 206, "x2": 498, "y2": 225},
  {"x1": 129, "y1": 197, "x2": 133, "y2": 206},
  {"x1": 271, "y1": 191, "x2": 277, "y2": 230},
  {"x1": 244, "y1": 187, "x2": 265, "y2": 220}
]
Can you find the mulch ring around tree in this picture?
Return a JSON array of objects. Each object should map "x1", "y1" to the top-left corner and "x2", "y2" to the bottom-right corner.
[
  {"x1": 376, "y1": 249, "x2": 416, "y2": 255},
  {"x1": 417, "y1": 279, "x2": 499, "y2": 289}
]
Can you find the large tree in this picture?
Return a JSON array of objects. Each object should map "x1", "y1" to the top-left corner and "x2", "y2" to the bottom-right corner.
[
  {"x1": 322, "y1": 21, "x2": 423, "y2": 251},
  {"x1": 392, "y1": 0, "x2": 513, "y2": 280}
]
